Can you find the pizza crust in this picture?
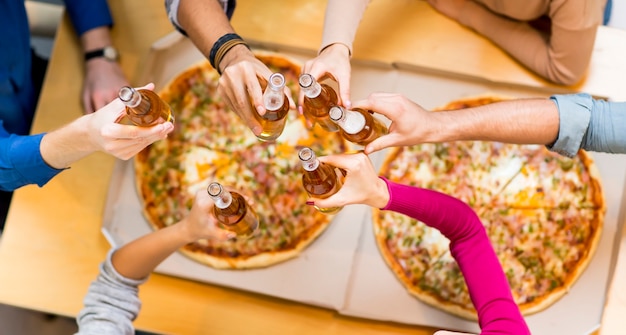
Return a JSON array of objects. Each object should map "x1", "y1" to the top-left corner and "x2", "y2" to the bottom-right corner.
[
  {"x1": 134, "y1": 51, "x2": 345, "y2": 270},
  {"x1": 374, "y1": 94, "x2": 606, "y2": 320}
]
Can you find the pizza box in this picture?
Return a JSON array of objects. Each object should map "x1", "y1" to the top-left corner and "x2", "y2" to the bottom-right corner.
[{"x1": 103, "y1": 31, "x2": 626, "y2": 334}]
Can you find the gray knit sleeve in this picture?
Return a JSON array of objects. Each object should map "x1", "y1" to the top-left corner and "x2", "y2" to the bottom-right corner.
[{"x1": 75, "y1": 249, "x2": 148, "y2": 335}]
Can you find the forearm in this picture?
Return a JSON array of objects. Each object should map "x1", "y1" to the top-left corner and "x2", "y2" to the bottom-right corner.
[
  {"x1": 80, "y1": 26, "x2": 113, "y2": 53},
  {"x1": 320, "y1": 0, "x2": 370, "y2": 54},
  {"x1": 112, "y1": 220, "x2": 193, "y2": 280},
  {"x1": 457, "y1": 2, "x2": 594, "y2": 85},
  {"x1": 433, "y1": 98, "x2": 559, "y2": 145},
  {"x1": 381, "y1": 180, "x2": 529, "y2": 334},
  {"x1": 39, "y1": 115, "x2": 96, "y2": 169},
  {"x1": 178, "y1": 0, "x2": 238, "y2": 57}
]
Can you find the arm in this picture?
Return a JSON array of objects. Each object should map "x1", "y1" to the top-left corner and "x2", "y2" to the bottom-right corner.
[
  {"x1": 381, "y1": 179, "x2": 530, "y2": 335},
  {"x1": 65, "y1": 0, "x2": 130, "y2": 113},
  {"x1": 170, "y1": 0, "x2": 283, "y2": 135},
  {"x1": 306, "y1": 153, "x2": 529, "y2": 334},
  {"x1": 0, "y1": 87, "x2": 173, "y2": 191},
  {"x1": 300, "y1": 0, "x2": 370, "y2": 109},
  {"x1": 430, "y1": 0, "x2": 600, "y2": 85},
  {"x1": 76, "y1": 190, "x2": 233, "y2": 334},
  {"x1": 354, "y1": 93, "x2": 559, "y2": 154}
]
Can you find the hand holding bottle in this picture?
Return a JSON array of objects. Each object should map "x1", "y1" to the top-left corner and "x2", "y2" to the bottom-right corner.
[
  {"x1": 306, "y1": 152, "x2": 390, "y2": 210},
  {"x1": 299, "y1": 43, "x2": 352, "y2": 111},
  {"x1": 84, "y1": 83, "x2": 174, "y2": 161},
  {"x1": 217, "y1": 48, "x2": 295, "y2": 136},
  {"x1": 180, "y1": 189, "x2": 237, "y2": 242},
  {"x1": 352, "y1": 93, "x2": 443, "y2": 154}
]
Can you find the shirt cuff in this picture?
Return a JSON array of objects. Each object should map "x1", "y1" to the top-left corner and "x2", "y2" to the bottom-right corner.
[
  {"x1": 547, "y1": 93, "x2": 593, "y2": 158},
  {"x1": 165, "y1": 0, "x2": 233, "y2": 35},
  {"x1": 8, "y1": 133, "x2": 63, "y2": 187}
]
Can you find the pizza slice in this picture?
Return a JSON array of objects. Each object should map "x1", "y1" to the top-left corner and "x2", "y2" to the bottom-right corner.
[
  {"x1": 480, "y1": 206, "x2": 603, "y2": 315},
  {"x1": 491, "y1": 147, "x2": 604, "y2": 210}
]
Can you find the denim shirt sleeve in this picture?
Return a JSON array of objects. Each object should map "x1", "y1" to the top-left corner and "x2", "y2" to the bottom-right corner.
[
  {"x1": 164, "y1": 0, "x2": 235, "y2": 36},
  {"x1": 549, "y1": 93, "x2": 626, "y2": 157},
  {"x1": 64, "y1": 0, "x2": 113, "y2": 36},
  {"x1": 0, "y1": 130, "x2": 64, "y2": 192}
]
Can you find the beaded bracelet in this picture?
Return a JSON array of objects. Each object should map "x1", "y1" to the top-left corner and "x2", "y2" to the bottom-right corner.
[{"x1": 209, "y1": 33, "x2": 250, "y2": 75}]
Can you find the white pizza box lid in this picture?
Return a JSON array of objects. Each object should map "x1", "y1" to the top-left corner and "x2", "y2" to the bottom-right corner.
[{"x1": 102, "y1": 31, "x2": 626, "y2": 334}]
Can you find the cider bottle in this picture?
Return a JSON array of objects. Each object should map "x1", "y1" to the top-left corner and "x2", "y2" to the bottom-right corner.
[
  {"x1": 298, "y1": 73, "x2": 340, "y2": 132},
  {"x1": 329, "y1": 106, "x2": 389, "y2": 146},
  {"x1": 255, "y1": 73, "x2": 290, "y2": 142},
  {"x1": 118, "y1": 86, "x2": 175, "y2": 127},
  {"x1": 207, "y1": 182, "x2": 259, "y2": 239},
  {"x1": 298, "y1": 147, "x2": 343, "y2": 214}
]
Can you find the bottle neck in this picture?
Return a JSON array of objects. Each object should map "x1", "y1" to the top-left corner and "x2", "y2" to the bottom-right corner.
[
  {"x1": 299, "y1": 74, "x2": 322, "y2": 98},
  {"x1": 299, "y1": 147, "x2": 320, "y2": 171},
  {"x1": 263, "y1": 73, "x2": 286, "y2": 110},
  {"x1": 208, "y1": 183, "x2": 233, "y2": 209},
  {"x1": 302, "y1": 157, "x2": 320, "y2": 171},
  {"x1": 119, "y1": 87, "x2": 152, "y2": 115}
]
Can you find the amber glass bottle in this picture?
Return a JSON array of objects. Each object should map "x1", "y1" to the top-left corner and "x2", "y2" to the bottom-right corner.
[
  {"x1": 298, "y1": 73, "x2": 339, "y2": 132},
  {"x1": 207, "y1": 182, "x2": 259, "y2": 239},
  {"x1": 298, "y1": 147, "x2": 343, "y2": 214},
  {"x1": 329, "y1": 106, "x2": 389, "y2": 146},
  {"x1": 255, "y1": 73, "x2": 290, "y2": 142},
  {"x1": 118, "y1": 86, "x2": 174, "y2": 127}
]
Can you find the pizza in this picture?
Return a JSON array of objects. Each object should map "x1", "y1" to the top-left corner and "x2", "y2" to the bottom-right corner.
[
  {"x1": 134, "y1": 51, "x2": 346, "y2": 269},
  {"x1": 374, "y1": 95, "x2": 605, "y2": 319}
]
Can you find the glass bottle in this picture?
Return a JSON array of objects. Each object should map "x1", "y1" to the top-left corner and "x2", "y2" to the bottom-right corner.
[
  {"x1": 207, "y1": 182, "x2": 259, "y2": 239},
  {"x1": 329, "y1": 106, "x2": 389, "y2": 146},
  {"x1": 254, "y1": 73, "x2": 290, "y2": 142},
  {"x1": 298, "y1": 73, "x2": 340, "y2": 132},
  {"x1": 118, "y1": 86, "x2": 175, "y2": 127},
  {"x1": 298, "y1": 147, "x2": 343, "y2": 214}
]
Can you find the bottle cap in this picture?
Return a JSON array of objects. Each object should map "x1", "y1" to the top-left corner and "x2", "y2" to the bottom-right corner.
[
  {"x1": 298, "y1": 73, "x2": 314, "y2": 88},
  {"x1": 329, "y1": 106, "x2": 345, "y2": 121}
]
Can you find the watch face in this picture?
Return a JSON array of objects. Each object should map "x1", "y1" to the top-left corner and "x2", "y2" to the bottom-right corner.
[{"x1": 103, "y1": 46, "x2": 119, "y2": 61}]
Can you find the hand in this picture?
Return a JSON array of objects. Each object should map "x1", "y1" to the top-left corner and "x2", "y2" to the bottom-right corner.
[
  {"x1": 181, "y1": 189, "x2": 236, "y2": 242},
  {"x1": 299, "y1": 43, "x2": 352, "y2": 113},
  {"x1": 82, "y1": 58, "x2": 130, "y2": 114},
  {"x1": 427, "y1": 0, "x2": 467, "y2": 21},
  {"x1": 217, "y1": 45, "x2": 295, "y2": 135},
  {"x1": 86, "y1": 83, "x2": 174, "y2": 160},
  {"x1": 353, "y1": 93, "x2": 440, "y2": 154},
  {"x1": 306, "y1": 152, "x2": 390, "y2": 209}
]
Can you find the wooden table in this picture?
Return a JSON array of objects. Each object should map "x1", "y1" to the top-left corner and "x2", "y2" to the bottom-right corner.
[{"x1": 0, "y1": 0, "x2": 624, "y2": 334}]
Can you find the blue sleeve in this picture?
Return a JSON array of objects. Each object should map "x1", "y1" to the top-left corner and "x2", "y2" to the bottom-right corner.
[
  {"x1": 0, "y1": 127, "x2": 64, "y2": 192},
  {"x1": 549, "y1": 93, "x2": 626, "y2": 156},
  {"x1": 64, "y1": 0, "x2": 113, "y2": 36}
]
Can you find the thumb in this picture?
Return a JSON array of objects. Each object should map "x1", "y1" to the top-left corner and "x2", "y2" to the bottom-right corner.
[
  {"x1": 364, "y1": 133, "x2": 401, "y2": 154},
  {"x1": 317, "y1": 153, "x2": 355, "y2": 171},
  {"x1": 339, "y1": 80, "x2": 351, "y2": 109},
  {"x1": 99, "y1": 98, "x2": 127, "y2": 123}
]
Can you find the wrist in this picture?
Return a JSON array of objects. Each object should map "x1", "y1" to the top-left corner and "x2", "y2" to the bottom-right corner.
[
  {"x1": 319, "y1": 43, "x2": 351, "y2": 57},
  {"x1": 217, "y1": 44, "x2": 253, "y2": 74},
  {"x1": 172, "y1": 218, "x2": 197, "y2": 245},
  {"x1": 370, "y1": 177, "x2": 391, "y2": 209}
]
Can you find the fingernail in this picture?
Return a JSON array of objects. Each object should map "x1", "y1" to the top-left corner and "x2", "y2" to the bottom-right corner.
[{"x1": 305, "y1": 201, "x2": 314, "y2": 206}]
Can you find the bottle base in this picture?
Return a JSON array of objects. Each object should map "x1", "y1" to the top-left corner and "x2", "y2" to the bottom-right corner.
[{"x1": 315, "y1": 206, "x2": 343, "y2": 214}]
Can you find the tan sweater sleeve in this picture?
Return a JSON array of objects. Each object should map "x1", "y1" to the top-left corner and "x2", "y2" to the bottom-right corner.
[
  {"x1": 320, "y1": 0, "x2": 370, "y2": 55},
  {"x1": 457, "y1": 1, "x2": 600, "y2": 85}
]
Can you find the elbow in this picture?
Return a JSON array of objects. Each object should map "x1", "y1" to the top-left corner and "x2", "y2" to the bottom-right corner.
[{"x1": 545, "y1": 66, "x2": 586, "y2": 86}]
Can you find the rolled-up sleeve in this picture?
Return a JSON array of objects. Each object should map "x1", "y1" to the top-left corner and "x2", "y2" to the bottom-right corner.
[
  {"x1": 165, "y1": 0, "x2": 235, "y2": 34},
  {"x1": 0, "y1": 131, "x2": 63, "y2": 191},
  {"x1": 549, "y1": 93, "x2": 626, "y2": 156},
  {"x1": 75, "y1": 249, "x2": 148, "y2": 335},
  {"x1": 64, "y1": 0, "x2": 113, "y2": 36}
]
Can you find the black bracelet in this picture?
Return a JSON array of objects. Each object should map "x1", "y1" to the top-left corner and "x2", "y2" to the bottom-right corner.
[{"x1": 209, "y1": 33, "x2": 249, "y2": 74}]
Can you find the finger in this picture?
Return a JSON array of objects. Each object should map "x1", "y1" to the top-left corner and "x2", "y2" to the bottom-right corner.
[
  {"x1": 306, "y1": 193, "x2": 346, "y2": 211},
  {"x1": 352, "y1": 93, "x2": 401, "y2": 118},
  {"x1": 339, "y1": 80, "x2": 351, "y2": 109},
  {"x1": 82, "y1": 91, "x2": 95, "y2": 115},
  {"x1": 364, "y1": 132, "x2": 402, "y2": 154},
  {"x1": 317, "y1": 153, "x2": 358, "y2": 170},
  {"x1": 101, "y1": 120, "x2": 172, "y2": 140},
  {"x1": 137, "y1": 82, "x2": 155, "y2": 91}
]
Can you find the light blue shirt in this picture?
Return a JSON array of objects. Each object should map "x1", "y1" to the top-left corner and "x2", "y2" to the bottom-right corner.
[{"x1": 549, "y1": 93, "x2": 626, "y2": 157}]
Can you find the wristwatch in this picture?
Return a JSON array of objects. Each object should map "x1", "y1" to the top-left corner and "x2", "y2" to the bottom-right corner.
[{"x1": 84, "y1": 46, "x2": 119, "y2": 62}]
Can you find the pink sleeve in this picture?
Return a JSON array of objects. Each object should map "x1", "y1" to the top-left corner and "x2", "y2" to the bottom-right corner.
[{"x1": 381, "y1": 178, "x2": 530, "y2": 335}]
